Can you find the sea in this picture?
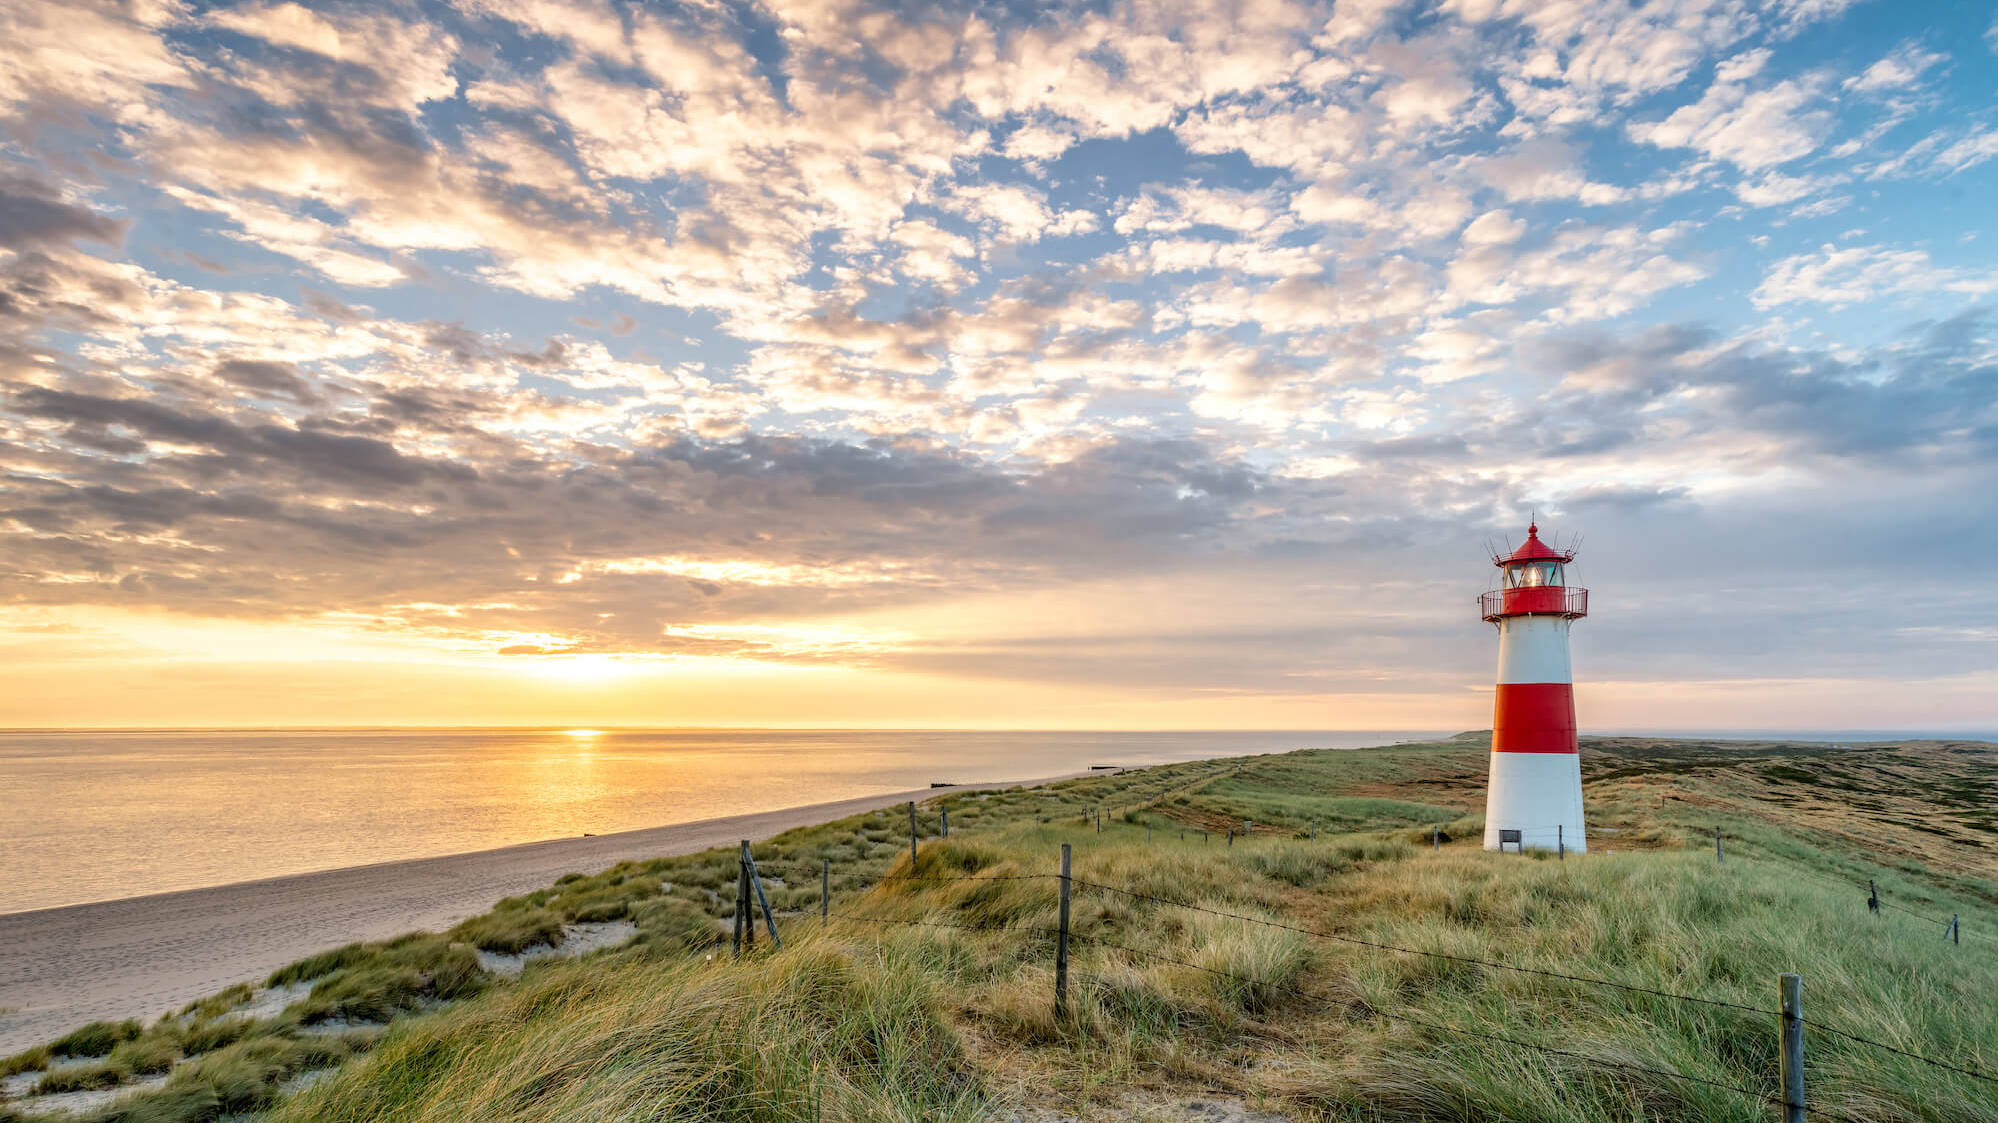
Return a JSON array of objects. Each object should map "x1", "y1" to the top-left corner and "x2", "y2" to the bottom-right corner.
[
  {"x1": 6, "y1": 726, "x2": 1990, "y2": 916},
  {"x1": 0, "y1": 727, "x2": 1450, "y2": 915}
]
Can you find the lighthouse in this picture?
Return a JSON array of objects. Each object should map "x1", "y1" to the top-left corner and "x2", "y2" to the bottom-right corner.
[{"x1": 1480, "y1": 522, "x2": 1588, "y2": 852}]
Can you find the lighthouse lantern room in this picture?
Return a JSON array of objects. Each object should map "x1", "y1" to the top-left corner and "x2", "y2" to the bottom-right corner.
[{"x1": 1480, "y1": 522, "x2": 1589, "y2": 853}]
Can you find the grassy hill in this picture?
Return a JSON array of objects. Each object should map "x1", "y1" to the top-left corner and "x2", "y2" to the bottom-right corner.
[{"x1": 5, "y1": 736, "x2": 1996, "y2": 1122}]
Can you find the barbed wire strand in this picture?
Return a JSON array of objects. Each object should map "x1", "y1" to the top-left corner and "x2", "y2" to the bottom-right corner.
[
  {"x1": 826, "y1": 911, "x2": 1056, "y2": 936},
  {"x1": 749, "y1": 848, "x2": 1998, "y2": 1083},
  {"x1": 1069, "y1": 877, "x2": 1775, "y2": 1016},
  {"x1": 1067, "y1": 931, "x2": 1800, "y2": 1111},
  {"x1": 828, "y1": 912, "x2": 1895, "y2": 1122},
  {"x1": 1076, "y1": 876, "x2": 1998, "y2": 1084},
  {"x1": 1798, "y1": 1019, "x2": 1998, "y2": 1085}
]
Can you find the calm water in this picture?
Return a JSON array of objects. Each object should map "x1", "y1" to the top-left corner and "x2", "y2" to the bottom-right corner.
[{"x1": 0, "y1": 728, "x2": 1447, "y2": 914}]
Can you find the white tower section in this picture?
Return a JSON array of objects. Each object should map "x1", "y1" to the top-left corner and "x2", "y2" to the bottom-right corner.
[{"x1": 1480, "y1": 523, "x2": 1588, "y2": 853}]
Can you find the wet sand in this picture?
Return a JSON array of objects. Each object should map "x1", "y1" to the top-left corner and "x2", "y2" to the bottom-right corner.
[{"x1": 0, "y1": 773, "x2": 1080, "y2": 1054}]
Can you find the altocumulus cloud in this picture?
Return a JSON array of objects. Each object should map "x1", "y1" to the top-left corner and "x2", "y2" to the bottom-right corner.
[{"x1": 1, "y1": 0, "x2": 1996, "y2": 719}]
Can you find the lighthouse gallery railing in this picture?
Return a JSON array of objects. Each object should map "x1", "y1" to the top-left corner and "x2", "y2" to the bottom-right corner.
[{"x1": 1480, "y1": 586, "x2": 1588, "y2": 621}]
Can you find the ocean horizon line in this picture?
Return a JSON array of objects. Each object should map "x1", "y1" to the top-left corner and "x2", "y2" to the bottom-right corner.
[{"x1": 3, "y1": 724, "x2": 1994, "y2": 738}]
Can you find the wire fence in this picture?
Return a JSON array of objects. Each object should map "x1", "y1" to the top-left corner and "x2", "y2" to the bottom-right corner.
[
  {"x1": 724, "y1": 810, "x2": 1998, "y2": 1122},
  {"x1": 1069, "y1": 930, "x2": 1820, "y2": 1118},
  {"x1": 757, "y1": 812, "x2": 1994, "y2": 952},
  {"x1": 1070, "y1": 869, "x2": 1995, "y2": 1086},
  {"x1": 1718, "y1": 845, "x2": 1994, "y2": 950},
  {"x1": 1069, "y1": 876, "x2": 1778, "y2": 1017}
]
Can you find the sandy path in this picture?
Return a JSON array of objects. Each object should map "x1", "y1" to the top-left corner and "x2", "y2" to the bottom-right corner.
[{"x1": 0, "y1": 773, "x2": 1082, "y2": 1054}]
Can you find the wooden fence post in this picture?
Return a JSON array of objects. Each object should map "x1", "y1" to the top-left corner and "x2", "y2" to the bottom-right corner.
[
  {"x1": 1779, "y1": 973, "x2": 1805, "y2": 1123},
  {"x1": 1715, "y1": 826, "x2": 1724, "y2": 863},
  {"x1": 908, "y1": 801, "x2": 918, "y2": 864},
  {"x1": 738, "y1": 841, "x2": 756, "y2": 950},
  {"x1": 1868, "y1": 880, "x2": 1880, "y2": 915},
  {"x1": 1227, "y1": 827, "x2": 1233, "y2": 847},
  {"x1": 1433, "y1": 825, "x2": 1440, "y2": 851},
  {"x1": 821, "y1": 858, "x2": 829, "y2": 922},
  {"x1": 732, "y1": 854, "x2": 745, "y2": 957},
  {"x1": 1950, "y1": 914, "x2": 1960, "y2": 945},
  {"x1": 1055, "y1": 843, "x2": 1072, "y2": 1022},
  {"x1": 942, "y1": 808, "x2": 949, "y2": 838},
  {"x1": 1558, "y1": 824, "x2": 1565, "y2": 860},
  {"x1": 744, "y1": 841, "x2": 782, "y2": 950}
]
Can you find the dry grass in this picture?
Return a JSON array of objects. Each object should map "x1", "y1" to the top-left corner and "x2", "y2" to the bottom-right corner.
[{"x1": 8, "y1": 735, "x2": 1998, "y2": 1122}]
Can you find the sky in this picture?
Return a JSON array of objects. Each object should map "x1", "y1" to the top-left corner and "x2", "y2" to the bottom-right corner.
[{"x1": 2, "y1": 0, "x2": 1996, "y2": 731}]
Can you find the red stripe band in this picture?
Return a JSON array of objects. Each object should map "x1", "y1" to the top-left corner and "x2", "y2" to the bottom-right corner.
[{"x1": 1492, "y1": 682, "x2": 1577, "y2": 753}]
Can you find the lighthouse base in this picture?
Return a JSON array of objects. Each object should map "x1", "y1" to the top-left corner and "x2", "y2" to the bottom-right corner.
[{"x1": 1483, "y1": 752, "x2": 1587, "y2": 853}]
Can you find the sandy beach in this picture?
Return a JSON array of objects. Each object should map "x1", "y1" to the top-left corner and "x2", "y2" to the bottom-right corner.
[{"x1": 0, "y1": 773, "x2": 1079, "y2": 1055}]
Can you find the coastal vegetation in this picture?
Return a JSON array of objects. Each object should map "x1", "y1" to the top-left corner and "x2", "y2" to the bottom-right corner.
[{"x1": 3, "y1": 735, "x2": 1995, "y2": 1121}]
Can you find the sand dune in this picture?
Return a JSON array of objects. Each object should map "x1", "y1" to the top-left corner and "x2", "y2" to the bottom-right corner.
[{"x1": 0, "y1": 774, "x2": 1079, "y2": 1054}]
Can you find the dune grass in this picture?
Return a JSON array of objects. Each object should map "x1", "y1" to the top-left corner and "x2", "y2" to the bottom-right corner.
[
  {"x1": 6, "y1": 735, "x2": 1997, "y2": 1122},
  {"x1": 255, "y1": 823, "x2": 1998, "y2": 1122},
  {"x1": 46, "y1": 1021, "x2": 143, "y2": 1060}
]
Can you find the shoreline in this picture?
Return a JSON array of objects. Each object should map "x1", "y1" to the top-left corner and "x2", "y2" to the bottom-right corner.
[{"x1": 0, "y1": 770, "x2": 1087, "y2": 1055}]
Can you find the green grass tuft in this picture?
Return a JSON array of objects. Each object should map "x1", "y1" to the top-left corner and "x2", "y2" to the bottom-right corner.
[
  {"x1": 449, "y1": 907, "x2": 564, "y2": 954},
  {"x1": 107, "y1": 1033, "x2": 181, "y2": 1075},
  {"x1": 36, "y1": 1059, "x2": 130, "y2": 1093},
  {"x1": 49, "y1": 1020, "x2": 143, "y2": 1059},
  {"x1": 267, "y1": 944, "x2": 372, "y2": 988},
  {"x1": 0, "y1": 1044, "x2": 51, "y2": 1078}
]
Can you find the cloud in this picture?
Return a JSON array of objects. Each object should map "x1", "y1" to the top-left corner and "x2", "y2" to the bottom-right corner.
[
  {"x1": 1629, "y1": 70, "x2": 1833, "y2": 169},
  {"x1": 1930, "y1": 128, "x2": 1998, "y2": 176},
  {"x1": 4, "y1": 0, "x2": 1998, "y2": 719},
  {"x1": 1732, "y1": 169, "x2": 1841, "y2": 207},
  {"x1": 1477, "y1": 137, "x2": 1628, "y2": 203},
  {"x1": 1842, "y1": 42, "x2": 1946, "y2": 94},
  {"x1": 1752, "y1": 245, "x2": 1998, "y2": 308},
  {"x1": 0, "y1": 0, "x2": 190, "y2": 124},
  {"x1": 0, "y1": 174, "x2": 127, "y2": 249},
  {"x1": 205, "y1": 1, "x2": 461, "y2": 110},
  {"x1": 1461, "y1": 209, "x2": 1524, "y2": 245}
]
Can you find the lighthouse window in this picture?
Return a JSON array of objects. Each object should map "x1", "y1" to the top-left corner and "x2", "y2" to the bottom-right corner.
[{"x1": 1510, "y1": 561, "x2": 1562, "y2": 588}]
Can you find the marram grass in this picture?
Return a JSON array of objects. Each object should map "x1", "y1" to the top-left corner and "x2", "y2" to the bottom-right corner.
[{"x1": 5, "y1": 737, "x2": 1997, "y2": 1122}]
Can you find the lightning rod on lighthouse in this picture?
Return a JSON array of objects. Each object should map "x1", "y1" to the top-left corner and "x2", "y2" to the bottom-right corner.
[{"x1": 1480, "y1": 521, "x2": 1588, "y2": 852}]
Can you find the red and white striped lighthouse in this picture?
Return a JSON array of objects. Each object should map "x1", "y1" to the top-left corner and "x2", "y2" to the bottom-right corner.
[{"x1": 1480, "y1": 522, "x2": 1589, "y2": 853}]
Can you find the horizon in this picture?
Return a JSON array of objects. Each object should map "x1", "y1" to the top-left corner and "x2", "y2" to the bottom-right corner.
[
  {"x1": 5, "y1": 723, "x2": 1996, "y2": 738},
  {"x1": 5, "y1": 0, "x2": 1997, "y2": 729}
]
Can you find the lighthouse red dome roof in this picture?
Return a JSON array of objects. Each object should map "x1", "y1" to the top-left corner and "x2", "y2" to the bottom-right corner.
[{"x1": 1497, "y1": 522, "x2": 1575, "y2": 565}]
